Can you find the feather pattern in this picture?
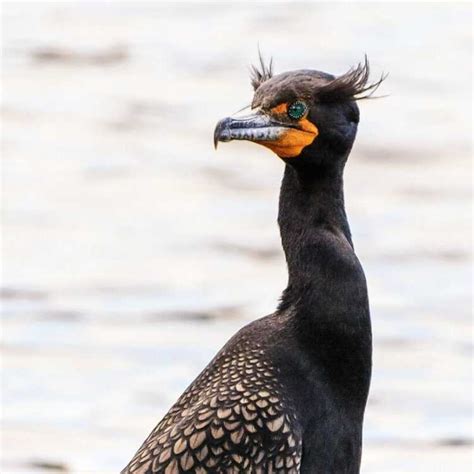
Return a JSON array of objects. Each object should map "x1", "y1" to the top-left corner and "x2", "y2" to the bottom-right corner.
[{"x1": 122, "y1": 318, "x2": 303, "y2": 474}]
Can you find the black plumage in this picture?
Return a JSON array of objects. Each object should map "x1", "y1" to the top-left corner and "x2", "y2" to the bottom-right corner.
[{"x1": 122, "y1": 57, "x2": 384, "y2": 474}]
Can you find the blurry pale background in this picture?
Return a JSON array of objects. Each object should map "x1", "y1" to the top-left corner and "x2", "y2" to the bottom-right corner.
[{"x1": 2, "y1": 2, "x2": 472, "y2": 473}]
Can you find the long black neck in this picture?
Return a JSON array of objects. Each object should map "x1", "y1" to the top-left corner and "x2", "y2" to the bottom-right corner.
[
  {"x1": 278, "y1": 162, "x2": 352, "y2": 280},
  {"x1": 278, "y1": 161, "x2": 367, "y2": 317},
  {"x1": 277, "y1": 157, "x2": 371, "y2": 360},
  {"x1": 274, "y1": 143, "x2": 371, "y2": 473},
  {"x1": 277, "y1": 159, "x2": 372, "y2": 412}
]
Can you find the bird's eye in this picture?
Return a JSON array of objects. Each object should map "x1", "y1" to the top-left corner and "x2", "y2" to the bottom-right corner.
[{"x1": 287, "y1": 101, "x2": 308, "y2": 120}]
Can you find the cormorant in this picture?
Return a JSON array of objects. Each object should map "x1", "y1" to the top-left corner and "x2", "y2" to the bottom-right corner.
[{"x1": 122, "y1": 56, "x2": 384, "y2": 474}]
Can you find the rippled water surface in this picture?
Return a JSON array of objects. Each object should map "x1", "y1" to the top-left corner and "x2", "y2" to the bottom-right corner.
[{"x1": 2, "y1": 2, "x2": 472, "y2": 473}]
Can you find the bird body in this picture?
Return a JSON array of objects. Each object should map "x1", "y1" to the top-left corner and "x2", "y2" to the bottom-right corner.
[{"x1": 122, "y1": 57, "x2": 382, "y2": 474}]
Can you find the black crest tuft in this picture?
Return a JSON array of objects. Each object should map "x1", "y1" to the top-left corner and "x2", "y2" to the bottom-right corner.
[
  {"x1": 317, "y1": 55, "x2": 387, "y2": 103},
  {"x1": 250, "y1": 51, "x2": 274, "y2": 90}
]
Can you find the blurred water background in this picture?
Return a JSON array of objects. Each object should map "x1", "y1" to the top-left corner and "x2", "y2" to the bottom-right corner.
[{"x1": 1, "y1": 2, "x2": 472, "y2": 473}]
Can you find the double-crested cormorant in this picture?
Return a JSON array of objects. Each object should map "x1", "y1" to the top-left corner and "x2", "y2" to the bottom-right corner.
[{"x1": 122, "y1": 56, "x2": 384, "y2": 474}]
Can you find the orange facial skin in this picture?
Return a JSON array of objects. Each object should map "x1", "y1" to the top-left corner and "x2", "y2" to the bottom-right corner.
[{"x1": 256, "y1": 103, "x2": 319, "y2": 158}]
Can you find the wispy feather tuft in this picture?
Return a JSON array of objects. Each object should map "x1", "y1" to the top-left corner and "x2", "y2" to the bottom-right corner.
[
  {"x1": 317, "y1": 55, "x2": 387, "y2": 102},
  {"x1": 250, "y1": 50, "x2": 274, "y2": 90}
]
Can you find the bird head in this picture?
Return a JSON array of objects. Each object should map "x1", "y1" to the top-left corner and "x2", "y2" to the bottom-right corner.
[{"x1": 214, "y1": 56, "x2": 385, "y2": 171}]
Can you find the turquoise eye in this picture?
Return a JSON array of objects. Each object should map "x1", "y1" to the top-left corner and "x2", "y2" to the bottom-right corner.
[{"x1": 287, "y1": 101, "x2": 307, "y2": 120}]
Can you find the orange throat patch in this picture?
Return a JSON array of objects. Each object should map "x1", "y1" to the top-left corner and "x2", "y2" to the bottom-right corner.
[{"x1": 257, "y1": 104, "x2": 319, "y2": 158}]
